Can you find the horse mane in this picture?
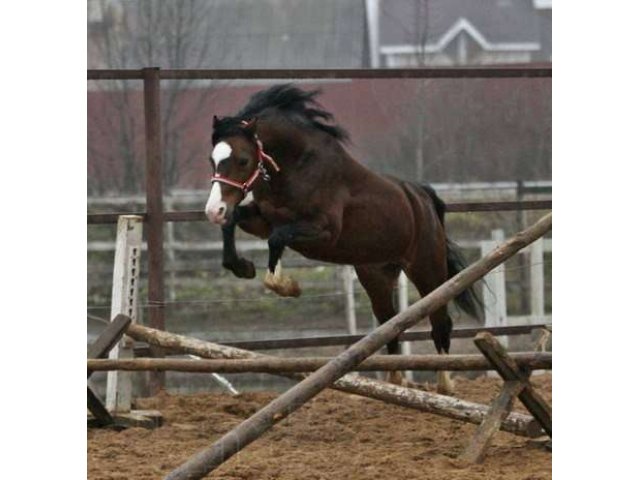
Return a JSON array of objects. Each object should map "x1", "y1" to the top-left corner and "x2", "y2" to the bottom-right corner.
[{"x1": 213, "y1": 84, "x2": 349, "y2": 144}]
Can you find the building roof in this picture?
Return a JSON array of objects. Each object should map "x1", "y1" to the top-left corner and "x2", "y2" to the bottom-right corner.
[{"x1": 379, "y1": 0, "x2": 547, "y2": 52}]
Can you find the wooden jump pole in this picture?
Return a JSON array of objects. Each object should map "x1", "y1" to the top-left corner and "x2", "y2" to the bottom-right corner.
[
  {"x1": 125, "y1": 324, "x2": 541, "y2": 437},
  {"x1": 163, "y1": 213, "x2": 552, "y2": 480},
  {"x1": 88, "y1": 353, "x2": 551, "y2": 373}
]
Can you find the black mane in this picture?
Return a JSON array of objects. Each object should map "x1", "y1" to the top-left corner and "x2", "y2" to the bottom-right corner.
[{"x1": 212, "y1": 84, "x2": 349, "y2": 144}]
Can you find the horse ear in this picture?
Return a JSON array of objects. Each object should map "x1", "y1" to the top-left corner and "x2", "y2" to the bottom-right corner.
[
  {"x1": 242, "y1": 118, "x2": 257, "y2": 135},
  {"x1": 212, "y1": 115, "x2": 220, "y2": 128}
]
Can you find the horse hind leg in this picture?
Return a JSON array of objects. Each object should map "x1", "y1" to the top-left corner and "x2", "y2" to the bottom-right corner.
[
  {"x1": 430, "y1": 308, "x2": 455, "y2": 395},
  {"x1": 403, "y1": 263, "x2": 456, "y2": 395},
  {"x1": 355, "y1": 263, "x2": 411, "y2": 386}
]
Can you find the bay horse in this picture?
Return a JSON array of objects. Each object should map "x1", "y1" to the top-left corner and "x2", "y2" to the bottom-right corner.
[{"x1": 204, "y1": 85, "x2": 482, "y2": 393}]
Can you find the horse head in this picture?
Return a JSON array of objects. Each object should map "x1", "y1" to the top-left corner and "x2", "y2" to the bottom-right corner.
[{"x1": 205, "y1": 116, "x2": 279, "y2": 225}]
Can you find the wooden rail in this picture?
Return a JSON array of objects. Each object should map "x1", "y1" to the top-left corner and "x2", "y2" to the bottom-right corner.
[
  {"x1": 87, "y1": 200, "x2": 552, "y2": 224},
  {"x1": 88, "y1": 65, "x2": 551, "y2": 81},
  {"x1": 88, "y1": 352, "x2": 551, "y2": 373},
  {"x1": 219, "y1": 323, "x2": 550, "y2": 350},
  {"x1": 130, "y1": 323, "x2": 551, "y2": 357}
]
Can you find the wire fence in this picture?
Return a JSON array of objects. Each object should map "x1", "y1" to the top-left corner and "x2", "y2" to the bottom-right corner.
[{"x1": 87, "y1": 259, "x2": 551, "y2": 311}]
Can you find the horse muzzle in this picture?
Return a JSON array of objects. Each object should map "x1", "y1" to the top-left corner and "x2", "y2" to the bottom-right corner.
[
  {"x1": 205, "y1": 181, "x2": 234, "y2": 225},
  {"x1": 205, "y1": 201, "x2": 230, "y2": 224}
]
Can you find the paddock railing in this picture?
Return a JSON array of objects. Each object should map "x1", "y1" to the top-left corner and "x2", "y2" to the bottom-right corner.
[{"x1": 88, "y1": 65, "x2": 551, "y2": 393}]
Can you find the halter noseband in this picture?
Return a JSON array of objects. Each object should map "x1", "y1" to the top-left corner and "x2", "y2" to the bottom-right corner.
[{"x1": 210, "y1": 121, "x2": 280, "y2": 195}]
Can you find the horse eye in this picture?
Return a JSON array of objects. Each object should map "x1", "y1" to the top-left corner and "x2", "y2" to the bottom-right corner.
[{"x1": 238, "y1": 157, "x2": 250, "y2": 167}]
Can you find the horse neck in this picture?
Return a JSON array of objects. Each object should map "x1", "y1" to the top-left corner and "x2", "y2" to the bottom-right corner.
[{"x1": 255, "y1": 117, "x2": 364, "y2": 196}]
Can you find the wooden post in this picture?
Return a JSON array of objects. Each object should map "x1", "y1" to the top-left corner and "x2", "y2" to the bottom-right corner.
[
  {"x1": 106, "y1": 217, "x2": 142, "y2": 412},
  {"x1": 342, "y1": 266, "x2": 357, "y2": 335},
  {"x1": 164, "y1": 213, "x2": 551, "y2": 480},
  {"x1": 165, "y1": 195, "x2": 177, "y2": 302},
  {"x1": 143, "y1": 67, "x2": 166, "y2": 394},
  {"x1": 87, "y1": 314, "x2": 134, "y2": 371},
  {"x1": 459, "y1": 380, "x2": 525, "y2": 464},
  {"x1": 397, "y1": 272, "x2": 414, "y2": 382},
  {"x1": 87, "y1": 387, "x2": 115, "y2": 427},
  {"x1": 87, "y1": 314, "x2": 132, "y2": 426},
  {"x1": 371, "y1": 312, "x2": 384, "y2": 381},
  {"x1": 481, "y1": 229, "x2": 508, "y2": 351},
  {"x1": 530, "y1": 238, "x2": 545, "y2": 322},
  {"x1": 515, "y1": 180, "x2": 529, "y2": 314},
  {"x1": 474, "y1": 332, "x2": 552, "y2": 437}
]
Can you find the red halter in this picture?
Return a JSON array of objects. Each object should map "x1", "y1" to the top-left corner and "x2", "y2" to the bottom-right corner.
[{"x1": 210, "y1": 123, "x2": 280, "y2": 195}]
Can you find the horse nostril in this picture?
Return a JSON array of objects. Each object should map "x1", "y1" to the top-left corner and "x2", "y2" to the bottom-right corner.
[{"x1": 218, "y1": 206, "x2": 225, "y2": 215}]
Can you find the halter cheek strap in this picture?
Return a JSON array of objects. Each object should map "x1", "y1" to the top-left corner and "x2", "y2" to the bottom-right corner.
[
  {"x1": 255, "y1": 139, "x2": 280, "y2": 174},
  {"x1": 241, "y1": 120, "x2": 281, "y2": 174}
]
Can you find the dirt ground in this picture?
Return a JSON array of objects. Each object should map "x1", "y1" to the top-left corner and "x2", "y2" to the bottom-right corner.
[{"x1": 88, "y1": 373, "x2": 551, "y2": 480}]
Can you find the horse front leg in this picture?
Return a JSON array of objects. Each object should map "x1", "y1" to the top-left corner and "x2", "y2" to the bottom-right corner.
[
  {"x1": 264, "y1": 221, "x2": 333, "y2": 297},
  {"x1": 220, "y1": 205, "x2": 262, "y2": 279}
]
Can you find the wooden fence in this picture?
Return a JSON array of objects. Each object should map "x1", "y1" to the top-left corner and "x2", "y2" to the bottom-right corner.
[
  {"x1": 88, "y1": 181, "x2": 551, "y2": 330},
  {"x1": 87, "y1": 65, "x2": 551, "y2": 393}
]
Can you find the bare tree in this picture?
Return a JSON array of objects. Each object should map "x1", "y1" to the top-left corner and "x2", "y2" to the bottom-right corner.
[{"x1": 88, "y1": 0, "x2": 220, "y2": 194}]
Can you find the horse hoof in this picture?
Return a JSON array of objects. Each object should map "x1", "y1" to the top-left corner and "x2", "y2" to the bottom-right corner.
[
  {"x1": 436, "y1": 384, "x2": 454, "y2": 395},
  {"x1": 403, "y1": 380, "x2": 430, "y2": 391},
  {"x1": 279, "y1": 277, "x2": 302, "y2": 297},
  {"x1": 224, "y1": 258, "x2": 256, "y2": 279},
  {"x1": 264, "y1": 273, "x2": 302, "y2": 297},
  {"x1": 436, "y1": 371, "x2": 455, "y2": 395},
  {"x1": 233, "y1": 259, "x2": 256, "y2": 279},
  {"x1": 386, "y1": 373, "x2": 428, "y2": 391},
  {"x1": 386, "y1": 371, "x2": 405, "y2": 386}
]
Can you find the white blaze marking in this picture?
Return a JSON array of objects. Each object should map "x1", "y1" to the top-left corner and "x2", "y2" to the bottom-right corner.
[
  {"x1": 204, "y1": 182, "x2": 224, "y2": 221},
  {"x1": 211, "y1": 141, "x2": 232, "y2": 167},
  {"x1": 206, "y1": 141, "x2": 232, "y2": 222},
  {"x1": 207, "y1": 182, "x2": 222, "y2": 206}
]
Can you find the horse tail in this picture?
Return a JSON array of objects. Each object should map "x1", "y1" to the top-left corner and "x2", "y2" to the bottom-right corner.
[
  {"x1": 421, "y1": 184, "x2": 485, "y2": 321},
  {"x1": 445, "y1": 238, "x2": 485, "y2": 320}
]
